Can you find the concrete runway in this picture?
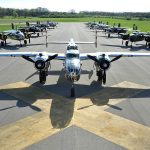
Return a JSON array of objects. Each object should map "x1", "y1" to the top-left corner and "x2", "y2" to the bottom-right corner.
[{"x1": 0, "y1": 23, "x2": 150, "y2": 150}]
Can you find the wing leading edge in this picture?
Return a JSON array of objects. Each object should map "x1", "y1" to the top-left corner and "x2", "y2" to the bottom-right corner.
[
  {"x1": 80, "y1": 52, "x2": 150, "y2": 60},
  {"x1": 0, "y1": 52, "x2": 66, "y2": 60}
]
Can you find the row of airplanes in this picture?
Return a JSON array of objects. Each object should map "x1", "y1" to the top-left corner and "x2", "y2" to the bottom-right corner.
[
  {"x1": 0, "y1": 22, "x2": 150, "y2": 97},
  {"x1": 86, "y1": 22, "x2": 150, "y2": 48},
  {"x1": 0, "y1": 21, "x2": 57, "y2": 47}
]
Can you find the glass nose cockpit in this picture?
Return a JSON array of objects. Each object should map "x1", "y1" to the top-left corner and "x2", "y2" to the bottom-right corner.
[
  {"x1": 67, "y1": 45, "x2": 78, "y2": 50},
  {"x1": 67, "y1": 66, "x2": 80, "y2": 75},
  {"x1": 66, "y1": 53, "x2": 79, "y2": 59}
]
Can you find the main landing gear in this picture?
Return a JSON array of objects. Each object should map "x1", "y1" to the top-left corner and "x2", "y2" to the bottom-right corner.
[
  {"x1": 97, "y1": 70, "x2": 106, "y2": 85},
  {"x1": 39, "y1": 70, "x2": 48, "y2": 84}
]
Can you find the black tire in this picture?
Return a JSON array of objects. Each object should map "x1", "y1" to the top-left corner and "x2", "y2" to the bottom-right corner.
[
  {"x1": 102, "y1": 74, "x2": 106, "y2": 85},
  {"x1": 108, "y1": 33, "x2": 110, "y2": 38},
  {"x1": 24, "y1": 40, "x2": 27, "y2": 45},
  {"x1": 97, "y1": 71, "x2": 102, "y2": 81},
  {"x1": 37, "y1": 33, "x2": 39, "y2": 37},
  {"x1": 125, "y1": 41, "x2": 128, "y2": 46},
  {"x1": 1, "y1": 41, "x2": 4, "y2": 46},
  {"x1": 27, "y1": 34, "x2": 31, "y2": 43},
  {"x1": 148, "y1": 43, "x2": 150, "y2": 48},
  {"x1": 39, "y1": 76, "x2": 46, "y2": 84},
  {"x1": 3, "y1": 35, "x2": 7, "y2": 40},
  {"x1": 39, "y1": 71, "x2": 46, "y2": 84},
  {"x1": 146, "y1": 42, "x2": 148, "y2": 46},
  {"x1": 71, "y1": 87, "x2": 75, "y2": 97}
]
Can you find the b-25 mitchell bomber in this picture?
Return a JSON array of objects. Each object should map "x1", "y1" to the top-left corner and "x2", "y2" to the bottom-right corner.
[
  {"x1": 0, "y1": 30, "x2": 30, "y2": 46},
  {"x1": 0, "y1": 36, "x2": 150, "y2": 97},
  {"x1": 121, "y1": 31, "x2": 150, "y2": 48},
  {"x1": 105, "y1": 26, "x2": 128, "y2": 37}
]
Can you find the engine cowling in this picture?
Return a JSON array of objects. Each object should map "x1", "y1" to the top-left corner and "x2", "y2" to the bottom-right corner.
[
  {"x1": 35, "y1": 60, "x2": 46, "y2": 70},
  {"x1": 97, "y1": 58, "x2": 110, "y2": 70}
]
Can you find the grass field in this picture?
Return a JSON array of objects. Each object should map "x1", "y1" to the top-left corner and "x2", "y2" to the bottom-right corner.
[{"x1": 0, "y1": 17, "x2": 149, "y2": 32}]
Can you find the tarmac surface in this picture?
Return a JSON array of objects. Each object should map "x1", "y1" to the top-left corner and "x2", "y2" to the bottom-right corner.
[{"x1": 0, "y1": 23, "x2": 150, "y2": 150}]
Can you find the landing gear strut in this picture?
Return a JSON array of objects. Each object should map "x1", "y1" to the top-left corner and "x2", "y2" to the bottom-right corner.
[
  {"x1": 97, "y1": 70, "x2": 106, "y2": 85},
  {"x1": 39, "y1": 70, "x2": 47, "y2": 84},
  {"x1": 125, "y1": 41, "x2": 129, "y2": 46}
]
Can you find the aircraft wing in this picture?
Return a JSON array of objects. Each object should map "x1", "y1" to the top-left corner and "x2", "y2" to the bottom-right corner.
[
  {"x1": 80, "y1": 52, "x2": 150, "y2": 60},
  {"x1": 0, "y1": 30, "x2": 16, "y2": 35},
  {"x1": 0, "y1": 52, "x2": 39, "y2": 57},
  {"x1": 0, "y1": 52, "x2": 65, "y2": 60}
]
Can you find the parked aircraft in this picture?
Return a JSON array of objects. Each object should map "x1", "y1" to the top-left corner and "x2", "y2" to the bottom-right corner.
[
  {"x1": 105, "y1": 26, "x2": 128, "y2": 37},
  {"x1": 18, "y1": 25, "x2": 42, "y2": 37},
  {"x1": 0, "y1": 38, "x2": 150, "y2": 97},
  {"x1": 0, "y1": 30, "x2": 29, "y2": 46},
  {"x1": 121, "y1": 32, "x2": 150, "y2": 48}
]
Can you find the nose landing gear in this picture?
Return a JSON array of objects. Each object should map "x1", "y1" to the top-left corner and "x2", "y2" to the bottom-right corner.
[{"x1": 71, "y1": 83, "x2": 75, "y2": 97}]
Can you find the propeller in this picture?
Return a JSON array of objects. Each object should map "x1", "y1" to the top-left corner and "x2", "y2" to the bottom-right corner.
[
  {"x1": 88, "y1": 54, "x2": 122, "y2": 85},
  {"x1": 22, "y1": 55, "x2": 34, "y2": 63},
  {"x1": 22, "y1": 54, "x2": 58, "y2": 63},
  {"x1": 87, "y1": 55, "x2": 98, "y2": 62},
  {"x1": 110, "y1": 55, "x2": 122, "y2": 62},
  {"x1": 45, "y1": 54, "x2": 58, "y2": 62}
]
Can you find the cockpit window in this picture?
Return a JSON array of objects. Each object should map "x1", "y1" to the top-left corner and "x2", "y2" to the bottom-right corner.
[
  {"x1": 67, "y1": 45, "x2": 78, "y2": 50},
  {"x1": 66, "y1": 53, "x2": 79, "y2": 59}
]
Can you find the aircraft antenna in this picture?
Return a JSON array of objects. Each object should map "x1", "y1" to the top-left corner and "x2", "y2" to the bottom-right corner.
[
  {"x1": 46, "y1": 30, "x2": 48, "y2": 48},
  {"x1": 95, "y1": 29, "x2": 97, "y2": 48}
]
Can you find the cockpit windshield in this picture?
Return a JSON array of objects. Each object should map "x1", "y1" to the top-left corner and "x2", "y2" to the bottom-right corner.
[
  {"x1": 67, "y1": 45, "x2": 78, "y2": 50},
  {"x1": 66, "y1": 53, "x2": 79, "y2": 59}
]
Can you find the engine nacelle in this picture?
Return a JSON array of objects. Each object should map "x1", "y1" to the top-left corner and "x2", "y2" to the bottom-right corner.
[
  {"x1": 96, "y1": 57, "x2": 110, "y2": 70},
  {"x1": 35, "y1": 60, "x2": 46, "y2": 70}
]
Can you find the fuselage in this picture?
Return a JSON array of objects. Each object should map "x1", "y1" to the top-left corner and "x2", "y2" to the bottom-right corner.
[
  {"x1": 5, "y1": 30, "x2": 25, "y2": 41},
  {"x1": 64, "y1": 39, "x2": 81, "y2": 82}
]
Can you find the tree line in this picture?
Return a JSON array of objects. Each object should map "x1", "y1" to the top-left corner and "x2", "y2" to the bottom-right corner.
[{"x1": 0, "y1": 7, "x2": 150, "y2": 19}]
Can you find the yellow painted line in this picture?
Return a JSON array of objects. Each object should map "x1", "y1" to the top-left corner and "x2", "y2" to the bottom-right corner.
[
  {"x1": 0, "y1": 112, "x2": 64, "y2": 150},
  {"x1": 0, "y1": 82, "x2": 74, "y2": 150},
  {"x1": 0, "y1": 81, "x2": 149, "y2": 150},
  {"x1": 73, "y1": 81, "x2": 150, "y2": 149},
  {"x1": 74, "y1": 108, "x2": 150, "y2": 150}
]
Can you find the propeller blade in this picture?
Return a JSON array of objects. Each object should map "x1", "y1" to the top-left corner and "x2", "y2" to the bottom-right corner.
[
  {"x1": 22, "y1": 55, "x2": 34, "y2": 63},
  {"x1": 87, "y1": 55, "x2": 98, "y2": 62},
  {"x1": 110, "y1": 55, "x2": 122, "y2": 62},
  {"x1": 45, "y1": 54, "x2": 58, "y2": 62},
  {"x1": 102, "y1": 70, "x2": 106, "y2": 85}
]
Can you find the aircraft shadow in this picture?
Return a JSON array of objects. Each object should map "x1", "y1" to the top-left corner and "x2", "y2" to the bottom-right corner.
[
  {"x1": 0, "y1": 70, "x2": 150, "y2": 129},
  {"x1": 0, "y1": 44, "x2": 21, "y2": 50},
  {"x1": 98, "y1": 35, "x2": 121, "y2": 39},
  {"x1": 129, "y1": 45, "x2": 149, "y2": 51},
  {"x1": 101, "y1": 43, "x2": 126, "y2": 48},
  {"x1": 101, "y1": 43, "x2": 149, "y2": 51}
]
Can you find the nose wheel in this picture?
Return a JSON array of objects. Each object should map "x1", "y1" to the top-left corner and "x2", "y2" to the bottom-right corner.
[{"x1": 70, "y1": 84, "x2": 75, "y2": 97}]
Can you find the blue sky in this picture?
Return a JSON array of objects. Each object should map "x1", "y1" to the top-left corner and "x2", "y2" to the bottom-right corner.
[{"x1": 0, "y1": 0, "x2": 150, "y2": 12}]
